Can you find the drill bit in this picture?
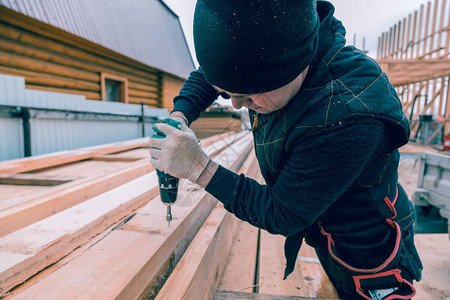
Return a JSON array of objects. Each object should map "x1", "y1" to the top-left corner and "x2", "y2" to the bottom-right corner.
[{"x1": 166, "y1": 205, "x2": 172, "y2": 227}]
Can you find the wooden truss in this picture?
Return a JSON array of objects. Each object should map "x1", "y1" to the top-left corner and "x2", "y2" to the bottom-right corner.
[{"x1": 376, "y1": 0, "x2": 450, "y2": 141}]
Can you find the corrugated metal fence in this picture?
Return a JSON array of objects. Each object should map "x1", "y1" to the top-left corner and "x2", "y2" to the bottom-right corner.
[{"x1": 0, "y1": 74, "x2": 168, "y2": 161}]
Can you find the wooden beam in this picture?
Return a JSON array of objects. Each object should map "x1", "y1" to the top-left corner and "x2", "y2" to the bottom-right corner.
[
  {"x1": 214, "y1": 290, "x2": 330, "y2": 300},
  {"x1": 0, "y1": 171, "x2": 161, "y2": 297},
  {"x1": 90, "y1": 155, "x2": 142, "y2": 162},
  {"x1": 0, "y1": 174, "x2": 77, "y2": 186},
  {"x1": 155, "y1": 152, "x2": 259, "y2": 300},
  {"x1": 0, "y1": 159, "x2": 152, "y2": 237},
  {"x1": 0, "y1": 138, "x2": 147, "y2": 175},
  {"x1": 217, "y1": 221, "x2": 259, "y2": 293},
  {"x1": 7, "y1": 134, "x2": 253, "y2": 299},
  {"x1": 155, "y1": 204, "x2": 240, "y2": 300},
  {"x1": 0, "y1": 133, "x2": 239, "y2": 238},
  {"x1": 259, "y1": 230, "x2": 310, "y2": 297},
  {"x1": 298, "y1": 245, "x2": 339, "y2": 299}
]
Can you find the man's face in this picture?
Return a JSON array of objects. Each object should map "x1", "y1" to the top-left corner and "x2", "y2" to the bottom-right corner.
[{"x1": 214, "y1": 67, "x2": 308, "y2": 114}]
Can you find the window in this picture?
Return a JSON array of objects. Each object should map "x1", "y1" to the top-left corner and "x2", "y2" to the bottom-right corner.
[{"x1": 101, "y1": 73, "x2": 128, "y2": 103}]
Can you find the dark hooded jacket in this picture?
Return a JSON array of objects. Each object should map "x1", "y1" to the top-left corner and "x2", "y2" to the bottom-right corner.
[{"x1": 172, "y1": 0, "x2": 422, "y2": 283}]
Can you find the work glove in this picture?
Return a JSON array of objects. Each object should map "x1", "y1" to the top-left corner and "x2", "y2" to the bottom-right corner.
[
  {"x1": 148, "y1": 118, "x2": 210, "y2": 183},
  {"x1": 168, "y1": 111, "x2": 189, "y2": 126}
]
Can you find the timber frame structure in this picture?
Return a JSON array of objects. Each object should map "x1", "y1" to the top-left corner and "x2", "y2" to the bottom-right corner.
[{"x1": 377, "y1": 0, "x2": 450, "y2": 144}]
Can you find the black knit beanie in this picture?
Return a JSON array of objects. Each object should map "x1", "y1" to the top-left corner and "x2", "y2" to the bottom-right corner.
[{"x1": 193, "y1": 0, "x2": 320, "y2": 94}]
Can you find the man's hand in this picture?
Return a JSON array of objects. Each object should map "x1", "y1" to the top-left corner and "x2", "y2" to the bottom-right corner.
[{"x1": 148, "y1": 119, "x2": 210, "y2": 183}]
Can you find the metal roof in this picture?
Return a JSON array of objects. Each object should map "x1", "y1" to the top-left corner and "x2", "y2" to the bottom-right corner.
[{"x1": 0, "y1": 0, "x2": 195, "y2": 79}]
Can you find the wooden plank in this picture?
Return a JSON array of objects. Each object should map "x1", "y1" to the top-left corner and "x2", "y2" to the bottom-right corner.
[
  {"x1": 421, "y1": 1, "x2": 432, "y2": 59},
  {"x1": 259, "y1": 230, "x2": 309, "y2": 297},
  {"x1": 416, "y1": 4, "x2": 425, "y2": 58},
  {"x1": 155, "y1": 152, "x2": 259, "y2": 300},
  {"x1": 217, "y1": 221, "x2": 259, "y2": 293},
  {"x1": 214, "y1": 290, "x2": 330, "y2": 300},
  {"x1": 0, "y1": 185, "x2": 48, "y2": 204},
  {"x1": 0, "y1": 133, "x2": 241, "y2": 237},
  {"x1": 0, "y1": 160, "x2": 152, "y2": 237},
  {"x1": 0, "y1": 172, "x2": 161, "y2": 296},
  {"x1": 0, "y1": 137, "x2": 147, "y2": 175},
  {"x1": 0, "y1": 174, "x2": 77, "y2": 186},
  {"x1": 8, "y1": 135, "x2": 253, "y2": 299},
  {"x1": 298, "y1": 245, "x2": 339, "y2": 299},
  {"x1": 411, "y1": 10, "x2": 419, "y2": 58},
  {"x1": 90, "y1": 155, "x2": 142, "y2": 162},
  {"x1": 400, "y1": 18, "x2": 407, "y2": 59},
  {"x1": 155, "y1": 204, "x2": 240, "y2": 300}
]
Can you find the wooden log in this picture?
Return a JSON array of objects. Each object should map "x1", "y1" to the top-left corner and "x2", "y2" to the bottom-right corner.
[
  {"x1": 129, "y1": 89, "x2": 159, "y2": 99},
  {"x1": 0, "y1": 65, "x2": 100, "y2": 92},
  {"x1": 0, "y1": 37, "x2": 159, "y2": 89},
  {"x1": 0, "y1": 20, "x2": 160, "y2": 83},
  {"x1": 129, "y1": 80, "x2": 159, "y2": 93},
  {"x1": 0, "y1": 138, "x2": 147, "y2": 176},
  {"x1": 0, "y1": 51, "x2": 99, "y2": 82},
  {"x1": 155, "y1": 152, "x2": 259, "y2": 300},
  {"x1": 128, "y1": 97, "x2": 160, "y2": 107},
  {"x1": 8, "y1": 134, "x2": 253, "y2": 299}
]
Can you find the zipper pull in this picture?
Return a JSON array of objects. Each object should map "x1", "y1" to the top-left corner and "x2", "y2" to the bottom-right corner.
[{"x1": 252, "y1": 113, "x2": 259, "y2": 131}]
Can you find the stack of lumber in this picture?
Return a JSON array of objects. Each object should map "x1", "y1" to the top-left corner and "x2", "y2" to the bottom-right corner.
[
  {"x1": 190, "y1": 106, "x2": 243, "y2": 140},
  {"x1": 0, "y1": 132, "x2": 337, "y2": 299}
]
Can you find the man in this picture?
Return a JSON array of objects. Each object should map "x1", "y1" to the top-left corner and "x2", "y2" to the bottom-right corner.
[{"x1": 149, "y1": 1, "x2": 423, "y2": 298}]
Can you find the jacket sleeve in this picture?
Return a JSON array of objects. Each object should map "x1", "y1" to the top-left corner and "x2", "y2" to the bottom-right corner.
[
  {"x1": 205, "y1": 118, "x2": 390, "y2": 236},
  {"x1": 172, "y1": 68, "x2": 225, "y2": 124}
]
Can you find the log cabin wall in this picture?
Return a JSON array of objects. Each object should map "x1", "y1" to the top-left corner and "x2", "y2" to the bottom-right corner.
[
  {"x1": 0, "y1": 6, "x2": 186, "y2": 110},
  {"x1": 162, "y1": 75, "x2": 185, "y2": 112}
]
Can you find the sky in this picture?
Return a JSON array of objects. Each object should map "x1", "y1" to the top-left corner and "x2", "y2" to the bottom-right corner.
[{"x1": 164, "y1": 0, "x2": 429, "y2": 63}]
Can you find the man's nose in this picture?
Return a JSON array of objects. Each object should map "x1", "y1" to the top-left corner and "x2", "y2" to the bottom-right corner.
[{"x1": 231, "y1": 96, "x2": 245, "y2": 109}]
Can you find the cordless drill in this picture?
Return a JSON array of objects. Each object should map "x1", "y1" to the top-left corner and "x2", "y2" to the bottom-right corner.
[
  {"x1": 156, "y1": 169, "x2": 179, "y2": 226},
  {"x1": 152, "y1": 119, "x2": 182, "y2": 227}
]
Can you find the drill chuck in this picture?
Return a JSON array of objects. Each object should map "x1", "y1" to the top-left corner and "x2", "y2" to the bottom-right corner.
[
  {"x1": 157, "y1": 170, "x2": 179, "y2": 205},
  {"x1": 156, "y1": 169, "x2": 179, "y2": 226}
]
